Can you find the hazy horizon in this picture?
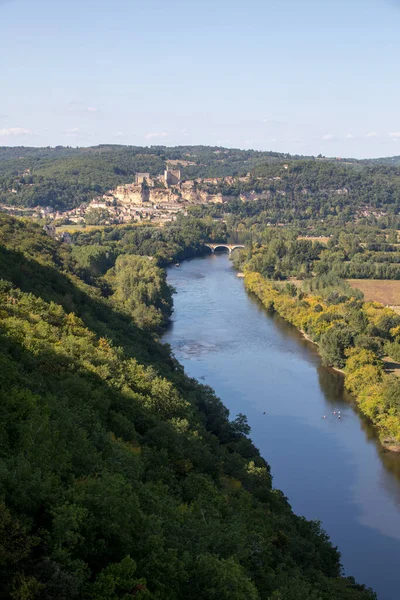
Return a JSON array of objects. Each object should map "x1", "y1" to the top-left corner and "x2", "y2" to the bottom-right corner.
[{"x1": 2, "y1": 0, "x2": 400, "y2": 158}]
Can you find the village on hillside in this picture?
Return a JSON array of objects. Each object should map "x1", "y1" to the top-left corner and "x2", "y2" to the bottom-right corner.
[
  {"x1": 0, "y1": 162, "x2": 388, "y2": 238},
  {"x1": 0, "y1": 167, "x2": 252, "y2": 229}
]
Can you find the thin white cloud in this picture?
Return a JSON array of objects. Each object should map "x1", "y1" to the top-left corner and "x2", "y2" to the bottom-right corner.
[
  {"x1": 388, "y1": 132, "x2": 400, "y2": 138},
  {"x1": 114, "y1": 131, "x2": 124, "y2": 137},
  {"x1": 144, "y1": 131, "x2": 168, "y2": 140},
  {"x1": 366, "y1": 132, "x2": 379, "y2": 137},
  {"x1": 322, "y1": 134, "x2": 335, "y2": 140},
  {"x1": 64, "y1": 127, "x2": 80, "y2": 137},
  {"x1": 87, "y1": 107, "x2": 99, "y2": 112},
  {"x1": 345, "y1": 133, "x2": 354, "y2": 139},
  {"x1": 0, "y1": 127, "x2": 32, "y2": 136}
]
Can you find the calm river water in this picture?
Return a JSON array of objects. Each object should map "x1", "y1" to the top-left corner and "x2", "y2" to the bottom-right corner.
[{"x1": 163, "y1": 253, "x2": 400, "y2": 600}]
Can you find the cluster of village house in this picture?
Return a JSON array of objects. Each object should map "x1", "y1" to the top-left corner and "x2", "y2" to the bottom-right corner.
[
  {"x1": 0, "y1": 168, "x2": 185, "y2": 226},
  {"x1": 10, "y1": 168, "x2": 253, "y2": 228},
  {"x1": 85, "y1": 168, "x2": 187, "y2": 225},
  {"x1": 41, "y1": 168, "x2": 188, "y2": 226}
]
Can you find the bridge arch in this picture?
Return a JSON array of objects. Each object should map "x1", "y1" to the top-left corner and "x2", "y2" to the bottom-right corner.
[
  {"x1": 212, "y1": 245, "x2": 230, "y2": 254},
  {"x1": 204, "y1": 243, "x2": 245, "y2": 255}
]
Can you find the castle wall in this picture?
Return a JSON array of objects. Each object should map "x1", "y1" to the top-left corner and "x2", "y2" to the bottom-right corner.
[{"x1": 164, "y1": 169, "x2": 181, "y2": 185}]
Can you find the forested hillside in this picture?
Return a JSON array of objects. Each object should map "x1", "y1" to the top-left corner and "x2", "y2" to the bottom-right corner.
[
  {"x1": 4, "y1": 144, "x2": 400, "y2": 220},
  {"x1": 0, "y1": 215, "x2": 375, "y2": 599},
  {"x1": 0, "y1": 145, "x2": 297, "y2": 210},
  {"x1": 197, "y1": 160, "x2": 400, "y2": 225}
]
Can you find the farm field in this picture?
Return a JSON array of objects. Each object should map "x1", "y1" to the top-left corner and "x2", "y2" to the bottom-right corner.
[
  {"x1": 348, "y1": 279, "x2": 400, "y2": 311},
  {"x1": 298, "y1": 235, "x2": 330, "y2": 244},
  {"x1": 55, "y1": 222, "x2": 154, "y2": 234},
  {"x1": 55, "y1": 224, "x2": 107, "y2": 233},
  {"x1": 274, "y1": 278, "x2": 302, "y2": 287}
]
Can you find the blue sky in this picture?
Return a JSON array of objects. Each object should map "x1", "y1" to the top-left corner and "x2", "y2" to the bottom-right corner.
[{"x1": 1, "y1": 0, "x2": 400, "y2": 158}]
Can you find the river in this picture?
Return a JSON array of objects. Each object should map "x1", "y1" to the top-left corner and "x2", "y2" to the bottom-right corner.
[{"x1": 163, "y1": 253, "x2": 400, "y2": 600}]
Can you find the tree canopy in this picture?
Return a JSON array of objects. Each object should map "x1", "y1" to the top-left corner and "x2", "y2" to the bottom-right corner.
[{"x1": 0, "y1": 214, "x2": 376, "y2": 600}]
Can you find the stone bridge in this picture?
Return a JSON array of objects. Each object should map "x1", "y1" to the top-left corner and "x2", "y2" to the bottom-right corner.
[{"x1": 204, "y1": 243, "x2": 245, "y2": 255}]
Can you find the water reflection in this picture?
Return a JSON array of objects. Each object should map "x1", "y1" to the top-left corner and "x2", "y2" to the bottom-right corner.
[{"x1": 317, "y1": 367, "x2": 347, "y2": 403}]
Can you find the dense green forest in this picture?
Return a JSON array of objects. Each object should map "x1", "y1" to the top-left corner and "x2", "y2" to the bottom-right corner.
[
  {"x1": 3, "y1": 145, "x2": 400, "y2": 222},
  {"x1": 0, "y1": 214, "x2": 376, "y2": 599},
  {"x1": 70, "y1": 214, "x2": 228, "y2": 271},
  {"x1": 195, "y1": 160, "x2": 400, "y2": 226},
  {"x1": 231, "y1": 226, "x2": 400, "y2": 281}
]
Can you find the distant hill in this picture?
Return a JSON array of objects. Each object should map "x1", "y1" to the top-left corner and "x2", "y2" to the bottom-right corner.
[
  {"x1": 205, "y1": 159, "x2": 400, "y2": 222},
  {"x1": 0, "y1": 145, "x2": 315, "y2": 210},
  {"x1": 361, "y1": 155, "x2": 400, "y2": 166},
  {"x1": 1, "y1": 145, "x2": 400, "y2": 218}
]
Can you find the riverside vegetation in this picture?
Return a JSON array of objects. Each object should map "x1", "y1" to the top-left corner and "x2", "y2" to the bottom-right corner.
[
  {"x1": 0, "y1": 214, "x2": 377, "y2": 599},
  {"x1": 233, "y1": 231, "x2": 400, "y2": 450}
]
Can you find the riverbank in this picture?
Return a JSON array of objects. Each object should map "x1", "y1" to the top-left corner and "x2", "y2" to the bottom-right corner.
[
  {"x1": 245, "y1": 271, "x2": 400, "y2": 452},
  {"x1": 299, "y1": 329, "x2": 346, "y2": 375}
]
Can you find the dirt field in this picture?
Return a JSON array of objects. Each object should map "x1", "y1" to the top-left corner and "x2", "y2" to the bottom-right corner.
[
  {"x1": 298, "y1": 236, "x2": 330, "y2": 244},
  {"x1": 382, "y1": 357, "x2": 400, "y2": 377},
  {"x1": 55, "y1": 222, "x2": 152, "y2": 234},
  {"x1": 348, "y1": 279, "x2": 400, "y2": 311},
  {"x1": 273, "y1": 279, "x2": 302, "y2": 288},
  {"x1": 166, "y1": 159, "x2": 196, "y2": 166},
  {"x1": 55, "y1": 224, "x2": 106, "y2": 233}
]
